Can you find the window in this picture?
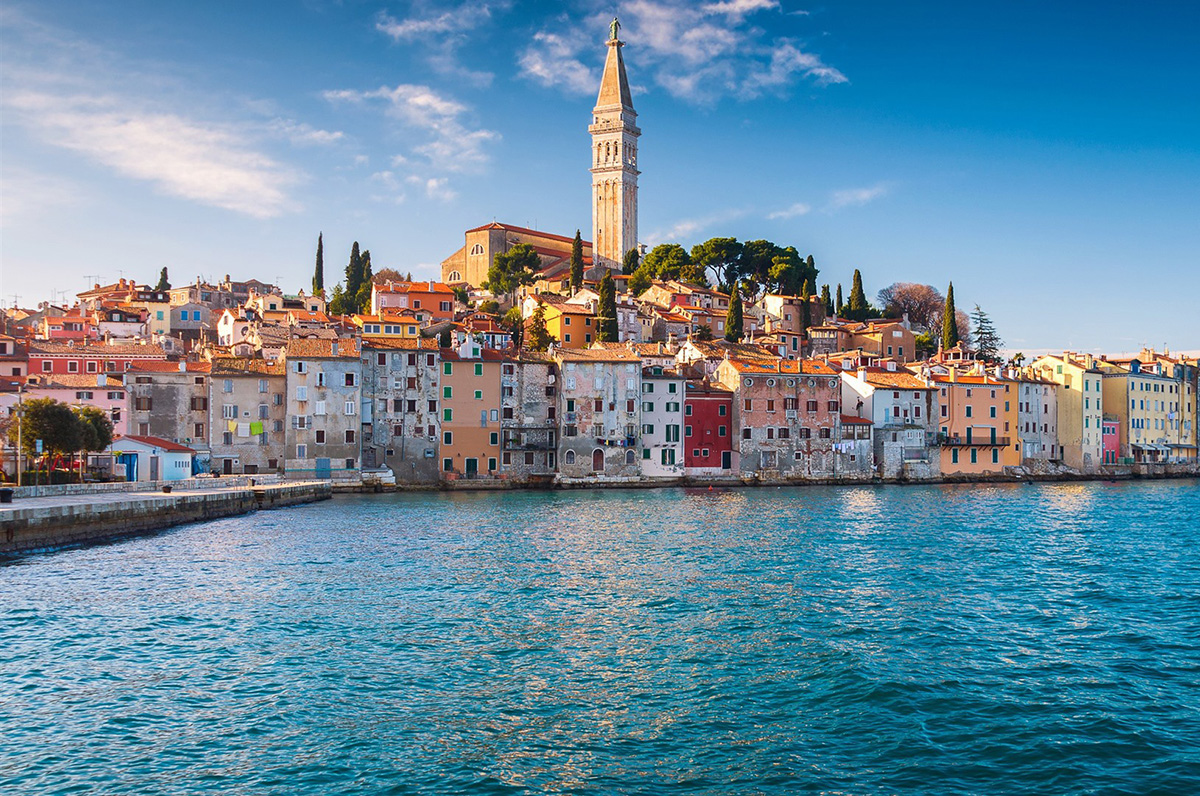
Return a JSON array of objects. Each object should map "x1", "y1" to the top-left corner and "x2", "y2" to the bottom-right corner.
[
  {"x1": 68, "y1": 361, "x2": 79, "y2": 373},
  {"x1": 316, "y1": 430, "x2": 326, "y2": 444},
  {"x1": 443, "y1": 362, "x2": 453, "y2": 375},
  {"x1": 297, "y1": 444, "x2": 308, "y2": 458},
  {"x1": 86, "y1": 361, "x2": 98, "y2": 373},
  {"x1": 345, "y1": 430, "x2": 355, "y2": 444},
  {"x1": 820, "y1": 428, "x2": 831, "y2": 439},
  {"x1": 443, "y1": 431, "x2": 453, "y2": 445},
  {"x1": 744, "y1": 399, "x2": 753, "y2": 411},
  {"x1": 965, "y1": 406, "x2": 972, "y2": 418},
  {"x1": 564, "y1": 450, "x2": 576, "y2": 465},
  {"x1": 345, "y1": 401, "x2": 356, "y2": 415},
  {"x1": 474, "y1": 363, "x2": 483, "y2": 376},
  {"x1": 295, "y1": 361, "x2": 307, "y2": 374},
  {"x1": 743, "y1": 427, "x2": 752, "y2": 439},
  {"x1": 444, "y1": 386, "x2": 453, "y2": 399},
  {"x1": 718, "y1": 404, "x2": 727, "y2": 416},
  {"x1": 443, "y1": 408, "x2": 453, "y2": 422},
  {"x1": 807, "y1": 400, "x2": 818, "y2": 412},
  {"x1": 315, "y1": 400, "x2": 327, "y2": 416}
]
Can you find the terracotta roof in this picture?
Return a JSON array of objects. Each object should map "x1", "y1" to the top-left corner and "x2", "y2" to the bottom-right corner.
[
  {"x1": 30, "y1": 341, "x2": 166, "y2": 357},
  {"x1": 114, "y1": 434, "x2": 195, "y2": 453},
  {"x1": 26, "y1": 374, "x2": 123, "y2": 389},
  {"x1": 284, "y1": 338, "x2": 360, "y2": 359},
  {"x1": 856, "y1": 368, "x2": 931, "y2": 389},
  {"x1": 726, "y1": 358, "x2": 838, "y2": 375},
  {"x1": 840, "y1": 414, "x2": 874, "y2": 425},
  {"x1": 555, "y1": 347, "x2": 641, "y2": 363},
  {"x1": 125, "y1": 361, "x2": 211, "y2": 374},
  {"x1": 210, "y1": 357, "x2": 286, "y2": 376},
  {"x1": 441, "y1": 348, "x2": 507, "y2": 362},
  {"x1": 685, "y1": 340, "x2": 778, "y2": 361},
  {"x1": 464, "y1": 222, "x2": 593, "y2": 248},
  {"x1": 375, "y1": 280, "x2": 456, "y2": 295},
  {"x1": 361, "y1": 337, "x2": 439, "y2": 350}
]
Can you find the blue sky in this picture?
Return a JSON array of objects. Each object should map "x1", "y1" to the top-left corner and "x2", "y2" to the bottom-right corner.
[{"x1": 2, "y1": 1, "x2": 1197, "y2": 353}]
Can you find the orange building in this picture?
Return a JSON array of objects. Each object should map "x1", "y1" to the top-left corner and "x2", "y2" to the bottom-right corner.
[
  {"x1": 439, "y1": 344, "x2": 505, "y2": 479},
  {"x1": 370, "y1": 281, "x2": 457, "y2": 324},
  {"x1": 933, "y1": 372, "x2": 1020, "y2": 474}
]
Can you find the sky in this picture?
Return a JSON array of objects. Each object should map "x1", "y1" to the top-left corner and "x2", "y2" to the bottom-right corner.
[{"x1": 2, "y1": 0, "x2": 1198, "y2": 354}]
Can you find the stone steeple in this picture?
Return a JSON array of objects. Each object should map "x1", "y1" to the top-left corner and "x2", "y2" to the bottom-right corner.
[{"x1": 590, "y1": 18, "x2": 640, "y2": 269}]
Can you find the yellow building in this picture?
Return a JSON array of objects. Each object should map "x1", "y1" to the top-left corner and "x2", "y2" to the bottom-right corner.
[
  {"x1": 933, "y1": 372, "x2": 1020, "y2": 474},
  {"x1": 439, "y1": 343, "x2": 504, "y2": 479},
  {"x1": 352, "y1": 311, "x2": 424, "y2": 339},
  {"x1": 1029, "y1": 353, "x2": 1104, "y2": 473},
  {"x1": 1099, "y1": 358, "x2": 1195, "y2": 463}
]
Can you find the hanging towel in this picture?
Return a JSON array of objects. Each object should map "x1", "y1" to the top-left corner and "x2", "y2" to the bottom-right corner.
[
  {"x1": 237, "y1": 422, "x2": 250, "y2": 437},
  {"x1": 250, "y1": 421, "x2": 264, "y2": 436},
  {"x1": 227, "y1": 419, "x2": 237, "y2": 433}
]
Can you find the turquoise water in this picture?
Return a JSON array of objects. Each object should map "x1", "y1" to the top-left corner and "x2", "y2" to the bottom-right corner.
[{"x1": 3, "y1": 481, "x2": 1199, "y2": 794}]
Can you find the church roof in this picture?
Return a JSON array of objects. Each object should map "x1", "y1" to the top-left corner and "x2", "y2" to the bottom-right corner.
[{"x1": 596, "y1": 36, "x2": 634, "y2": 110}]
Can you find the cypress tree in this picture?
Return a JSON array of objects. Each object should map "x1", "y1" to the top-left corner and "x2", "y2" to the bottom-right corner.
[
  {"x1": 800, "y1": 280, "x2": 812, "y2": 331},
  {"x1": 344, "y1": 241, "x2": 362, "y2": 304},
  {"x1": 154, "y1": 267, "x2": 170, "y2": 291},
  {"x1": 820, "y1": 284, "x2": 832, "y2": 315},
  {"x1": 942, "y1": 281, "x2": 960, "y2": 349},
  {"x1": 355, "y1": 250, "x2": 373, "y2": 313},
  {"x1": 848, "y1": 269, "x2": 867, "y2": 317},
  {"x1": 725, "y1": 290, "x2": 743, "y2": 342},
  {"x1": 835, "y1": 284, "x2": 844, "y2": 315},
  {"x1": 313, "y1": 233, "x2": 324, "y2": 295},
  {"x1": 570, "y1": 230, "x2": 584, "y2": 293},
  {"x1": 597, "y1": 271, "x2": 618, "y2": 342}
]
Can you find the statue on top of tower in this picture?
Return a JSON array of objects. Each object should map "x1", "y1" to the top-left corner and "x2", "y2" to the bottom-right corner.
[{"x1": 609, "y1": 17, "x2": 620, "y2": 42}]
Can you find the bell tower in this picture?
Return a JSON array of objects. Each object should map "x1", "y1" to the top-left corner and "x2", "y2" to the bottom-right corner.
[{"x1": 590, "y1": 17, "x2": 640, "y2": 269}]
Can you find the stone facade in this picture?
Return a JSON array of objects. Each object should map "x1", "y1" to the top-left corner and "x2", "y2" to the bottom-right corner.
[
  {"x1": 500, "y1": 355, "x2": 559, "y2": 482},
  {"x1": 589, "y1": 27, "x2": 639, "y2": 267},
  {"x1": 360, "y1": 338, "x2": 442, "y2": 483},
  {"x1": 283, "y1": 338, "x2": 362, "y2": 479},
  {"x1": 125, "y1": 363, "x2": 211, "y2": 456},
  {"x1": 555, "y1": 347, "x2": 643, "y2": 480},
  {"x1": 209, "y1": 357, "x2": 286, "y2": 474}
]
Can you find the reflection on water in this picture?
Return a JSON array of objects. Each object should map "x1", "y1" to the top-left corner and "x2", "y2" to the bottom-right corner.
[{"x1": 2, "y1": 480, "x2": 1199, "y2": 795}]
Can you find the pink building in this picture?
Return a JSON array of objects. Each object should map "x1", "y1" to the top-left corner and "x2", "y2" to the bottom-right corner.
[
  {"x1": 21, "y1": 373, "x2": 129, "y2": 436},
  {"x1": 28, "y1": 341, "x2": 167, "y2": 376},
  {"x1": 1102, "y1": 414, "x2": 1120, "y2": 464}
]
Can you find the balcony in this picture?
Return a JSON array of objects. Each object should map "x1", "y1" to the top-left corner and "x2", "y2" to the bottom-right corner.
[{"x1": 939, "y1": 434, "x2": 1011, "y2": 447}]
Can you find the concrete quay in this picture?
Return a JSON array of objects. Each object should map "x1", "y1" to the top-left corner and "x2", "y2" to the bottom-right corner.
[{"x1": 0, "y1": 481, "x2": 331, "y2": 556}]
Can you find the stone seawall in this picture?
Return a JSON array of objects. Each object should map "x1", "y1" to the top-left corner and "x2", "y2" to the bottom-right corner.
[{"x1": 0, "y1": 482, "x2": 330, "y2": 556}]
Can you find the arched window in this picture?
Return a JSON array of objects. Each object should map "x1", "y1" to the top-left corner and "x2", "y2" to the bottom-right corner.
[
  {"x1": 564, "y1": 450, "x2": 576, "y2": 465},
  {"x1": 592, "y1": 449, "x2": 605, "y2": 472},
  {"x1": 625, "y1": 449, "x2": 636, "y2": 465},
  {"x1": 469, "y1": 244, "x2": 484, "y2": 256},
  {"x1": 448, "y1": 271, "x2": 461, "y2": 282}
]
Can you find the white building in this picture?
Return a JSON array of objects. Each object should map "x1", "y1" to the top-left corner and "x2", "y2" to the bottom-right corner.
[
  {"x1": 107, "y1": 435, "x2": 195, "y2": 482},
  {"x1": 638, "y1": 365, "x2": 685, "y2": 479}
]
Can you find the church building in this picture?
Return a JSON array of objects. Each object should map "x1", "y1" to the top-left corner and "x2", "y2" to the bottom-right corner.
[{"x1": 441, "y1": 19, "x2": 640, "y2": 288}]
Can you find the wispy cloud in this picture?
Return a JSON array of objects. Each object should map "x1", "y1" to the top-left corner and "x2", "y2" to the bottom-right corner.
[
  {"x1": 4, "y1": 91, "x2": 300, "y2": 218},
  {"x1": 647, "y1": 208, "x2": 749, "y2": 243},
  {"x1": 767, "y1": 202, "x2": 811, "y2": 220},
  {"x1": 323, "y1": 84, "x2": 499, "y2": 172},
  {"x1": 375, "y1": 4, "x2": 506, "y2": 87},
  {"x1": 828, "y1": 182, "x2": 891, "y2": 210},
  {"x1": 271, "y1": 119, "x2": 345, "y2": 146},
  {"x1": 0, "y1": 165, "x2": 84, "y2": 227},
  {"x1": 519, "y1": 1, "x2": 844, "y2": 104}
]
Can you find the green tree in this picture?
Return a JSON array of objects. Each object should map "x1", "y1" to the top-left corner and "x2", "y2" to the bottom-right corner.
[
  {"x1": 354, "y1": 249, "x2": 374, "y2": 313},
  {"x1": 485, "y1": 244, "x2": 540, "y2": 304},
  {"x1": 9, "y1": 398, "x2": 81, "y2": 461},
  {"x1": 628, "y1": 264, "x2": 653, "y2": 296},
  {"x1": 679, "y1": 262, "x2": 708, "y2": 287},
  {"x1": 570, "y1": 230, "x2": 585, "y2": 293},
  {"x1": 820, "y1": 284, "x2": 832, "y2": 314},
  {"x1": 970, "y1": 304, "x2": 1003, "y2": 362},
  {"x1": 453, "y1": 286, "x2": 471, "y2": 305},
  {"x1": 327, "y1": 284, "x2": 347, "y2": 316},
  {"x1": 739, "y1": 239, "x2": 779, "y2": 298},
  {"x1": 835, "y1": 283, "x2": 844, "y2": 315},
  {"x1": 502, "y1": 307, "x2": 524, "y2": 350},
  {"x1": 477, "y1": 300, "x2": 500, "y2": 315},
  {"x1": 694, "y1": 324, "x2": 714, "y2": 341},
  {"x1": 690, "y1": 237, "x2": 743, "y2": 290},
  {"x1": 802, "y1": 254, "x2": 819, "y2": 295},
  {"x1": 526, "y1": 301, "x2": 552, "y2": 351},
  {"x1": 725, "y1": 290, "x2": 744, "y2": 342},
  {"x1": 154, "y1": 267, "x2": 170, "y2": 292},
  {"x1": 345, "y1": 241, "x2": 363, "y2": 301},
  {"x1": 313, "y1": 232, "x2": 324, "y2": 296},
  {"x1": 942, "y1": 281, "x2": 960, "y2": 349},
  {"x1": 800, "y1": 280, "x2": 812, "y2": 331},
  {"x1": 73, "y1": 405, "x2": 114, "y2": 478},
  {"x1": 768, "y1": 246, "x2": 802, "y2": 295},
  {"x1": 622, "y1": 248, "x2": 640, "y2": 276},
  {"x1": 373, "y1": 267, "x2": 404, "y2": 285},
  {"x1": 597, "y1": 271, "x2": 619, "y2": 342},
  {"x1": 914, "y1": 331, "x2": 936, "y2": 359},
  {"x1": 642, "y1": 243, "x2": 691, "y2": 281},
  {"x1": 848, "y1": 269, "x2": 868, "y2": 317}
]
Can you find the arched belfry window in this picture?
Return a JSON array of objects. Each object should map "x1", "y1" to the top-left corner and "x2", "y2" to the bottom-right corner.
[{"x1": 470, "y1": 244, "x2": 484, "y2": 256}]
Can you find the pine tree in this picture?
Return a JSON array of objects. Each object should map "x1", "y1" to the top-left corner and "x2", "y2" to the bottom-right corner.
[
  {"x1": 526, "y1": 302, "x2": 552, "y2": 351},
  {"x1": 313, "y1": 233, "x2": 325, "y2": 296},
  {"x1": 970, "y1": 304, "x2": 1003, "y2": 362},
  {"x1": 820, "y1": 284, "x2": 832, "y2": 314},
  {"x1": 155, "y1": 267, "x2": 170, "y2": 291},
  {"x1": 942, "y1": 281, "x2": 960, "y2": 350},
  {"x1": 725, "y1": 290, "x2": 743, "y2": 342},
  {"x1": 597, "y1": 271, "x2": 619, "y2": 342},
  {"x1": 835, "y1": 284, "x2": 843, "y2": 315},
  {"x1": 570, "y1": 230, "x2": 584, "y2": 293}
]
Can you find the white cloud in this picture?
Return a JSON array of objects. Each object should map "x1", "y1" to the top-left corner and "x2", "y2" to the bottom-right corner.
[
  {"x1": 324, "y1": 84, "x2": 498, "y2": 171},
  {"x1": 375, "y1": 4, "x2": 495, "y2": 40},
  {"x1": 519, "y1": 31, "x2": 598, "y2": 95},
  {"x1": 767, "y1": 202, "x2": 811, "y2": 220},
  {"x1": 272, "y1": 119, "x2": 345, "y2": 146},
  {"x1": 519, "y1": 1, "x2": 844, "y2": 104},
  {"x1": 4, "y1": 91, "x2": 299, "y2": 218},
  {"x1": 828, "y1": 182, "x2": 891, "y2": 210}
]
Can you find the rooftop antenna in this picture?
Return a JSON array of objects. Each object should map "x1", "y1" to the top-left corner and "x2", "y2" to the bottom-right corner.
[
  {"x1": 8, "y1": 294, "x2": 21, "y2": 309},
  {"x1": 82, "y1": 274, "x2": 101, "y2": 288}
]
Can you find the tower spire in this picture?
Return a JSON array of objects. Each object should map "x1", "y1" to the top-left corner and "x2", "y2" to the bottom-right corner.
[{"x1": 590, "y1": 18, "x2": 640, "y2": 269}]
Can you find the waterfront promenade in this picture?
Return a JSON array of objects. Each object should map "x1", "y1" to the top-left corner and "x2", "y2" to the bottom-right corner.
[{"x1": 0, "y1": 480, "x2": 331, "y2": 555}]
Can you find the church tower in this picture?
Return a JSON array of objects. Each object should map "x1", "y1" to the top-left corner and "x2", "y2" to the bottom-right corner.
[{"x1": 590, "y1": 18, "x2": 640, "y2": 269}]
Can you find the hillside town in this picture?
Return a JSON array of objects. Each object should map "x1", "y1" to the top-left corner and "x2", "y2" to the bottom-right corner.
[{"x1": 3, "y1": 21, "x2": 1195, "y2": 487}]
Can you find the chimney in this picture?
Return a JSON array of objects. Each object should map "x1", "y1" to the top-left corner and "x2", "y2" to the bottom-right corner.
[
  {"x1": 949, "y1": 368, "x2": 957, "y2": 383},
  {"x1": 179, "y1": 361, "x2": 186, "y2": 372},
  {"x1": 857, "y1": 366, "x2": 867, "y2": 382}
]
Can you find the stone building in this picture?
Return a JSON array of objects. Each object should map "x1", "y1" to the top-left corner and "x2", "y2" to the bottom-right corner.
[
  {"x1": 1012, "y1": 373, "x2": 1060, "y2": 464},
  {"x1": 283, "y1": 338, "x2": 362, "y2": 479},
  {"x1": 589, "y1": 17, "x2": 640, "y2": 267},
  {"x1": 840, "y1": 365, "x2": 940, "y2": 480},
  {"x1": 208, "y1": 357, "x2": 286, "y2": 475},
  {"x1": 359, "y1": 337, "x2": 442, "y2": 483},
  {"x1": 554, "y1": 346, "x2": 642, "y2": 480},
  {"x1": 124, "y1": 361, "x2": 211, "y2": 460},
  {"x1": 500, "y1": 353, "x2": 559, "y2": 482}
]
